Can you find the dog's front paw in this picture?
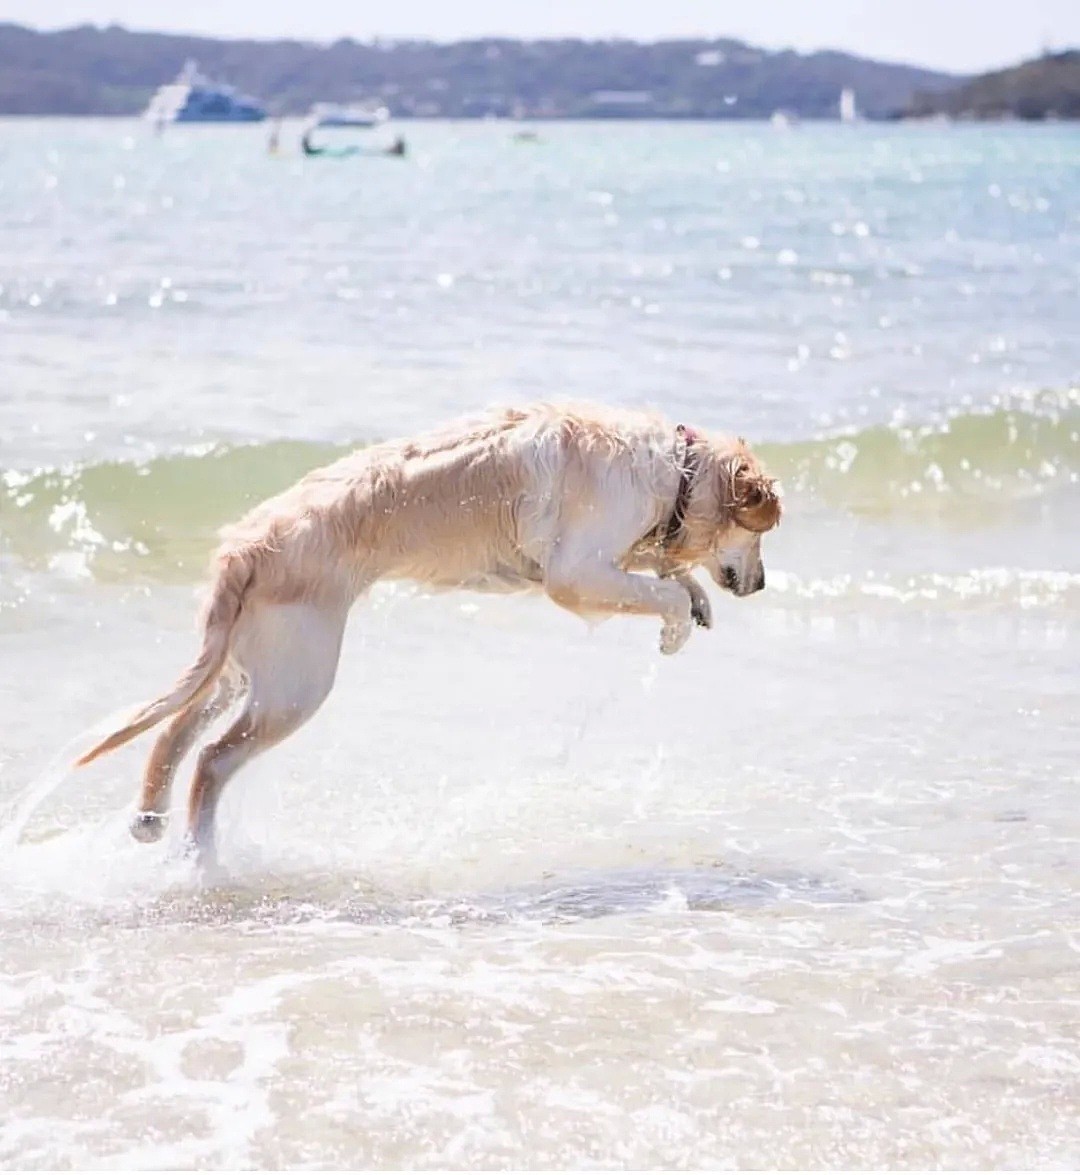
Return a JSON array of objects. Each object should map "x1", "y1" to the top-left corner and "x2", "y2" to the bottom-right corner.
[
  {"x1": 660, "y1": 617, "x2": 692, "y2": 655},
  {"x1": 130, "y1": 811, "x2": 167, "y2": 844},
  {"x1": 689, "y1": 590, "x2": 712, "y2": 630}
]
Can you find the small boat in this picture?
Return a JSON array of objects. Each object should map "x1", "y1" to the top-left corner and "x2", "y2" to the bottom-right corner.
[
  {"x1": 143, "y1": 60, "x2": 266, "y2": 124},
  {"x1": 309, "y1": 102, "x2": 390, "y2": 129},
  {"x1": 300, "y1": 128, "x2": 406, "y2": 159},
  {"x1": 839, "y1": 88, "x2": 859, "y2": 123}
]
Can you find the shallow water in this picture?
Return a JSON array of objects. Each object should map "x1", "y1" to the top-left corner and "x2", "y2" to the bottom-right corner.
[{"x1": 1, "y1": 118, "x2": 1078, "y2": 1168}]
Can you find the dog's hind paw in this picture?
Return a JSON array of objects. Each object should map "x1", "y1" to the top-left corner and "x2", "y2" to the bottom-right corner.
[{"x1": 130, "y1": 811, "x2": 167, "y2": 844}]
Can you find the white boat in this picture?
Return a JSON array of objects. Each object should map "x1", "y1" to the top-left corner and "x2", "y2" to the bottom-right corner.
[
  {"x1": 839, "y1": 87, "x2": 859, "y2": 123},
  {"x1": 143, "y1": 60, "x2": 266, "y2": 124},
  {"x1": 309, "y1": 102, "x2": 389, "y2": 129}
]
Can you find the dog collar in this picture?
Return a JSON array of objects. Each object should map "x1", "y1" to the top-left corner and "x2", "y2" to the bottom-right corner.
[{"x1": 656, "y1": 424, "x2": 699, "y2": 549}]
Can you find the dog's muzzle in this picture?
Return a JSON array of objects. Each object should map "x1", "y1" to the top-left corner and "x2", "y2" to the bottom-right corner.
[{"x1": 722, "y1": 566, "x2": 765, "y2": 596}]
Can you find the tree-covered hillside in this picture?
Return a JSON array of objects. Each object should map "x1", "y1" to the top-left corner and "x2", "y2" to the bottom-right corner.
[
  {"x1": 0, "y1": 23, "x2": 960, "y2": 118},
  {"x1": 903, "y1": 50, "x2": 1080, "y2": 119}
]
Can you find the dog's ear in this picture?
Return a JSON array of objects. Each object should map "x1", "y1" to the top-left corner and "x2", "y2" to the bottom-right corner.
[{"x1": 724, "y1": 454, "x2": 782, "y2": 532}]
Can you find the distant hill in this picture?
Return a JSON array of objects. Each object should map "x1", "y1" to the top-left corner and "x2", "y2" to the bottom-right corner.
[
  {"x1": 0, "y1": 23, "x2": 960, "y2": 119},
  {"x1": 902, "y1": 50, "x2": 1080, "y2": 119}
]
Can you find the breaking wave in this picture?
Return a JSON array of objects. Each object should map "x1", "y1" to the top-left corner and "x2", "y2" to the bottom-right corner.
[
  {"x1": 1, "y1": 389, "x2": 1076, "y2": 583},
  {"x1": 1, "y1": 439, "x2": 351, "y2": 582},
  {"x1": 758, "y1": 386, "x2": 1078, "y2": 520}
]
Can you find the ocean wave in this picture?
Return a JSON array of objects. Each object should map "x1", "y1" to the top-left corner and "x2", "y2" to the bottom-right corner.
[
  {"x1": 1, "y1": 390, "x2": 1077, "y2": 584},
  {"x1": 758, "y1": 386, "x2": 1079, "y2": 520},
  {"x1": 0, "y1": 439, "x2": 350, "y2": 583}
]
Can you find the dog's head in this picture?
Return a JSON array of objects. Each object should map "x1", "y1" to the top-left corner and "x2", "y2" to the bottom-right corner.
[{"x1": 689, "y1": 439, "x2": 782, "y2": 597}]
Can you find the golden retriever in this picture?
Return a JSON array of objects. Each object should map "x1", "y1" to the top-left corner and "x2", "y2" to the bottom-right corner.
[{"x1": 75, "y1": 402, "x2": 781, "y2": 858}]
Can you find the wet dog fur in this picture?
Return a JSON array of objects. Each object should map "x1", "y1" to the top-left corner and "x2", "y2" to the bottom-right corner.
[{"x1": 74, "y1": 402, "x2": 781, "y2": 859}]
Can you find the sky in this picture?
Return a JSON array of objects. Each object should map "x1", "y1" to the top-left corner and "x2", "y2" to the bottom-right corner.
[{"x1": 7, "y1": 0, "x2": 1080, "y2": 74}]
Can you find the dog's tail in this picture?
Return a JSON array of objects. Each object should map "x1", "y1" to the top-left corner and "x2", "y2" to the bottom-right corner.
[{"x1": 74, "y1": 553, "x2": 253, "y2": 768}]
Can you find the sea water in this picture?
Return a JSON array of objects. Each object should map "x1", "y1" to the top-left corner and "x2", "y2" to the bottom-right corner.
[{"x1": 0, "y1": 118, "x2": 1077, "y2": 1168}]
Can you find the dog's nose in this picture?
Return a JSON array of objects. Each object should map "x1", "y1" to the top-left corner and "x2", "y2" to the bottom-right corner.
[{"x1": 722, "y1": 566, "x2": 738, "y2": 591}]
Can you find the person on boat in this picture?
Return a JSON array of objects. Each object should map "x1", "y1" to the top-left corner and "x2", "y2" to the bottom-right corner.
[{"x1": 385, "y1": 135, "x2": 407, "y2": 157}]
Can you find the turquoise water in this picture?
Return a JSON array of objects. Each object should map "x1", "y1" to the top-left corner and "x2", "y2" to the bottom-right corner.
[
  {"x1": 0, "y1": 119, "x2": 1078, "y2": 1168},
  {"x1": 3, "y1": 119, "x2": 1079, "y2": 459}
]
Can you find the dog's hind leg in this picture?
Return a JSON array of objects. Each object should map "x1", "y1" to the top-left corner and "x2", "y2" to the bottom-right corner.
[
  {"x1": 130, "y1": 673, "x2": 243, "y2": 843},
  {"x1": 182, "y1": 602, "x2": 347, "y2": 864}
]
